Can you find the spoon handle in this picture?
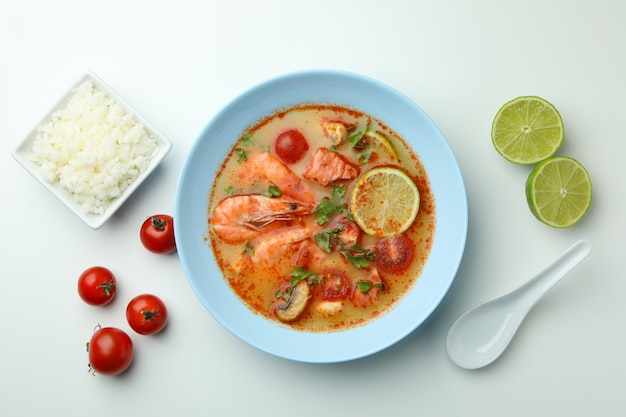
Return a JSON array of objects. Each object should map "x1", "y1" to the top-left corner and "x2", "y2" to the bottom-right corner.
[{"x1": 518, "y1": 239, "x2": 591, "y2": 308}]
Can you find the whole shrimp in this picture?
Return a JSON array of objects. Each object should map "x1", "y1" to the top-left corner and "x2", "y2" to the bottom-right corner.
[{"x1": 211, "y1": 195, "x2": 313, "y2": 243}]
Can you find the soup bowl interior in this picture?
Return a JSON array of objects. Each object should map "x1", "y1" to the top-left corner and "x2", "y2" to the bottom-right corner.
[{"x1": 174, "y1": 70, "x2": 467, "y2": 363}]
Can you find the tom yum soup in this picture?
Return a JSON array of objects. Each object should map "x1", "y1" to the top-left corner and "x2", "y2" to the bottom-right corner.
[{"x1": 207, "y1": 104, "x2": 435, "y2": 332}]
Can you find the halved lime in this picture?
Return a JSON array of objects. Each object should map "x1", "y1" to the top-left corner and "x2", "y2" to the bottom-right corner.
[
  {"x1": 525, "y1": 156, "x2": 592, "y2": 228},
  {"x1": 492, "y1": 96, "x2": 564, "y2": 165},
  {"x1": 350, "y1": 166, "x2": 420, "y2": 237}
]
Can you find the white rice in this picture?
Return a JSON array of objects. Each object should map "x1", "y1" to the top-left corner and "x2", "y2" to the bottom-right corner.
[{"x1": 31, "y1": 81, "x2": 159, "y2": 215}]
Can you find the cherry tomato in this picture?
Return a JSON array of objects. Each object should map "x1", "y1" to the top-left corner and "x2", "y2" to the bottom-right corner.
[
  {"x1": 88, "y1": 326, "x2": 133, "y2": 376},
  {"x1": 78, "y1": 266, "x2": 117, "y2": 306},
  {"x1": 374, "y1": 233, "x2": 415, "y2": 274},
  {"x1": 321, "y1": 271, "x2": 350, "y2": 301},
  {"x1": 126, "y1": 294, "x2": 168, "y2": 335},
  {"x1": 140, "y1": 215, "x2": 176, "y2": 254},
  {"x1": 274, "y1": 129, "x2": 309, "y2": 164}
]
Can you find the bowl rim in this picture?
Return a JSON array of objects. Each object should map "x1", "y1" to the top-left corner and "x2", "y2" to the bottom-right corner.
[
  {"x1": 11, "y1": 71, "x2": 173, "y2": 229},
  {"x1": 175, "y1": 69, "x2": 468, "y2": 363}
]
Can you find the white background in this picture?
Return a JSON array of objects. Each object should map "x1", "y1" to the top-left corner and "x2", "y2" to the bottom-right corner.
[{"x1": 2, "y1": 1, "x2": 624, "y2": 416}]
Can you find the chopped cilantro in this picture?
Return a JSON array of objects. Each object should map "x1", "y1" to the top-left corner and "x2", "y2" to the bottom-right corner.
[
  {"x1": 348, "y1": 126, "x2": 373, "y2": 164},
  {"x1": 235, "y1": 148, "x2": 248, "y2": 163},
  {"x1": 290, "y1": 267, "x2": 321, "y2": 286},
  {"x1": 234, "y1": 133, "x2": 255, "y2": 163},
  {"x1": 275, "y1": 268, "x2": 322, "y2": 300},
  {"x1": 263, "y1": 185, "x2": 282, "y2": 197},
  {"x1": 349, "y1": 128, "x2": 367, "y2": 147},
  {"x1": 314, "y1": 225, "x2": 344, "y2": 253},
  {"x1": 313, "y1": 183, "x2": 347, "y2": 224},
  {"x1": 275, "y1": 286, "x2": 292, "y2": 301},
  {"x1": 240, "y1": 133, "x2": 254, "y2": 146},
  {"x1": 242, "y1": 241, "x2": 254, "y2": 256},
  {"x1": 314, "y1": 226, "x2": 376, "y2": 269},
  {"x1": 355, "y1": 280, "x2": 385, "y2": 294},
  {"x1": 332, "y1": 183, "x2": 346, "y2": 198},
  {"x1": 357, "y1": 150, "x2": 372, "y2": 165},
  {"x1": 340, "y1": 244, "x2": 376, "y2": 269},
  {"x1": 314, "y1": 198, "x2": 339, "y2": 224},
  {"x1": 355, "y1": 280, "x2": 372, "y2": 293}
]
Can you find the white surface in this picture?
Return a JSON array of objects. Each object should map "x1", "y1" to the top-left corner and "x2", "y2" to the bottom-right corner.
[{"x1": 1, "y1": 1, "x2": 624, "y2": 416}]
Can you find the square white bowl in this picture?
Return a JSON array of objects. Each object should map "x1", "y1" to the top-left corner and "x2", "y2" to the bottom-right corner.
[{"x1": 11, "y1": 71, "x2": 172, "y2": 229}]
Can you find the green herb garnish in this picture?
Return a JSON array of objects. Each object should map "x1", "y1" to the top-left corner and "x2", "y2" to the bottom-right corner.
[
  {"x1": 275, "y1": 287, "x2": 292, "y2": 301},
  {"x1": 340, "y1": 244, "x2": 376, "y2": 269},
  {"x1": 242, "y1": 241, "x2": 255, "y2": 256},
  {"x1": 275, "y1": 267, "x2": 321, "y2": 300},
  {"x1": 313, "y1": 183, "x2": 347, "y2": 224},
  {"x1": 355, "y1": 280, "x2": 385, "y2": 293},
  {"x1": 240, "y1": 133, "x2": 254, "y2": 146},
  {"x1": 349, "y1": 128, "x2": 367, "y2": 148},
  {"x1": 290, "y1": 267, "x2": 322, "y2": 286},
  {"x1": 235, "y1": 148, "x2": 248, "y2": 163},
  {"x1": 314, "y1": 225, "x2": 344, "y2": 253},
  {"x1": 314, "y1": 225, "x2": 376, "y2": 268},
  {"x1": 263, "y1": 185, "x2": 282, "y2": 197}
]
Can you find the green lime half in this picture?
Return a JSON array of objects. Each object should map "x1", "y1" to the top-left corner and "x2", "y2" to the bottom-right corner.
[
  {"x1": 492, "y1": 96, "x2": 564, "y2": 165},
  {"x1": 525, "y1": 156, "x2": 592, "y2": 228}
]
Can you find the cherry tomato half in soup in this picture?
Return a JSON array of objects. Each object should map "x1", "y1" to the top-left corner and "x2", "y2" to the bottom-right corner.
[
  {"x1": 374, "y1": 234, "x2": 415, "y2": 274},
  {"x1": 274, "y1": 129, "x2": 309, "y2": 164},
  {"x1": 321, "y1": 271, "x2": 350, "y2": 301}
]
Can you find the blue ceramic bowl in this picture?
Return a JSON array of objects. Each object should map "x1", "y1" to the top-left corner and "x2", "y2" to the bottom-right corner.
[{"x1": 175, "y1": 70, "x2": 467, "y2": 363}]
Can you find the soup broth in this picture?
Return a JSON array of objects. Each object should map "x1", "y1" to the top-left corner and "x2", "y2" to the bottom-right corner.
[{"x1": 208, "y1": 104, "x2": 435, "y2": 332}]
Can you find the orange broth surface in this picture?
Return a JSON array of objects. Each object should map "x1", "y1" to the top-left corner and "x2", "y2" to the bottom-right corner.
[{"x1": 207, "y1": 104, "x2": 435, "y2": 332}]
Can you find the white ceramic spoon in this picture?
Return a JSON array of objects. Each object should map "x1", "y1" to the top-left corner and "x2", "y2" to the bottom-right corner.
[{"x1": 446, "y1": 239, "x2": 591, "y2": 370}]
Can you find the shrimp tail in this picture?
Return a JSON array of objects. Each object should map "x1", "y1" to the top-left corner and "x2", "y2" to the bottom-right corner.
[{"x1": 249, "y1": 152, "x2": 316, "y2": 204}]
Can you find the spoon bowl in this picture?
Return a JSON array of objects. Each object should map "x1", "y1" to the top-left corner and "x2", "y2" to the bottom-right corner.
[{"x1": 446, "y1": 239, "x2": 591, "y2": 369}]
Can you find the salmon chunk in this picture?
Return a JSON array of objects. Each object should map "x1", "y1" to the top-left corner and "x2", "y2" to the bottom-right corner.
[{"x1": 303, "y1": 148, "x2": 359, "y2": 186}]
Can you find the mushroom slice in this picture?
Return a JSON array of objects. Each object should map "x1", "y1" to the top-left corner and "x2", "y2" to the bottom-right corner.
[{"x1": 276, "y1": 280, "x2": 310, "y2": 322}]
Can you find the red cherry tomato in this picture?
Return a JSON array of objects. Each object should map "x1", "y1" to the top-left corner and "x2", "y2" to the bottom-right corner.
[
  {"x1": 78, "y1": 266, "x2": 117, "y2": 306},
  {"x1": 321, "y1": 271, "x2": 350, "y2": 301},
  {"x1": 126, "y1": 294, "x2": 168, "y2": 335},
  {"x1": 374, "y1": 234, "x2": 415, "y2": 274},
  {"x1": 140, "y1": 215, "x2": 176, "y2": 254},
  {"x1": 88, "y1": 326, "x2": 133, "y2": 376},
  {"x1": 274, "y1": 129, "x2": 309, "y2": 164}
]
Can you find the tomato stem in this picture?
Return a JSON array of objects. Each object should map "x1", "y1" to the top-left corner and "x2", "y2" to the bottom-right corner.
[
  {"x1": 96, "y1": 280, "x2": 115, "y2": 296},
  {"x1": 151, "y1": 217, "x2": 167, "y2": 230},
  {"x1": 141, "y1": 309, "x2": 161, "y2": 322}
]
